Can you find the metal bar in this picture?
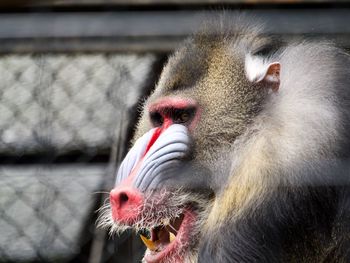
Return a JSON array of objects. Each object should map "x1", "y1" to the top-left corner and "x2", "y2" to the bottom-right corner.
[
  {"x1": 0, "y1": 10, "x2": 349, "y2": 53},
  {"x1": 0, "y1": 0, "x2": 348, "y2": 7}
]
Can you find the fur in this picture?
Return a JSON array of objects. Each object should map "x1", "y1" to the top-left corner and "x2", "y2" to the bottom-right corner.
[{"x1": 101, "y1": 15, "x2": 350, "y2": 262}]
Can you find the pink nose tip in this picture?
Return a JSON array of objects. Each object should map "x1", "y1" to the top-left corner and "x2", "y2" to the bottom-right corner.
[{"x1": 110, "y1": 187, "x2": 143, "y2": 224}]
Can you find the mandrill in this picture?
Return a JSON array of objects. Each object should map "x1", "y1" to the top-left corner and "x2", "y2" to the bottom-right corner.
[{"x1": 98, "y1": 17, "x2": 350, "y2": 263}]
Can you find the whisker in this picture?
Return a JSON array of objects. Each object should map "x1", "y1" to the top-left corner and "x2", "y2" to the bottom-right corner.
[{"x1": 96, "y1": 188, "x2": 207, "y2": 238}]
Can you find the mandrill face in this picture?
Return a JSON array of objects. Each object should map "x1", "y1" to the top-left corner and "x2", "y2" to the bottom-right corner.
[
  {"x1": 105, "y1": 110, "x2": 213, "y2": 263},
  {"x1": 98, "y1": 30, "x2": 274, "y2": 263},
  {"x1": 110, "y1": 122, "x2": 207, "y2": 263},
  {"x1": 105, "y1": 100, "x2": 215, "y2": 263}
]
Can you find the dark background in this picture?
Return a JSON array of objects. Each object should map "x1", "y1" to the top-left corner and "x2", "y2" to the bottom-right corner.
[{"x1": 0, "y1": 1, "x2": 350, "y2": 263}]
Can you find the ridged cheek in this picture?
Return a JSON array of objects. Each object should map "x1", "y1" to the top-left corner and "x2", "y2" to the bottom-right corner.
[
  {"x1": 115, "y1": 124, "x2": 191, "y2": 191},
  {"x1": 135, "y1": 124, "x2": 190, "y2": 191},
  {"x1": 115, "y1": 128, "x2": 155, "y2": 185}
]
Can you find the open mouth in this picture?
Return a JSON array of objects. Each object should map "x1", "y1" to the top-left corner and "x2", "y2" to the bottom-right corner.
[
  {"x1": 140, "y1": 209, "x2": 196, "y2": 263},
  {"x1": 100, "y1": 189, "x2": 206, "y2": 263}
]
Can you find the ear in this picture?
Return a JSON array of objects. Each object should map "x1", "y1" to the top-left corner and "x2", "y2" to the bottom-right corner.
[{"x1": 245, "y1": 55, "x2": 280, "y2": 91}]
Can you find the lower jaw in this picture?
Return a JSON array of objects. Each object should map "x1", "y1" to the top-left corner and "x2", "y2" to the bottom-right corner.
[{"x1": 144, "y1": 209, "x2": 197, "y2": 263}]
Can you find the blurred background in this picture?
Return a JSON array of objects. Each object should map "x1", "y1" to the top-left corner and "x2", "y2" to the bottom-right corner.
[{"x1": 0, "y1": 1, "x2": 350, "y2": 263}]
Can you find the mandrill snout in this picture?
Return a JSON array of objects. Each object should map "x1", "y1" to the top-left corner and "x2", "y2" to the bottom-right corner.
[{"x1": 110, "y1": 124, "x2": 191, "y2": 224}]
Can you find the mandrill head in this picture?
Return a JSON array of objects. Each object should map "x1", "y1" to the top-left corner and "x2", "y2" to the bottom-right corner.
[{"x1": 99, "y1": 18, "x2": 284, "y2": 263}]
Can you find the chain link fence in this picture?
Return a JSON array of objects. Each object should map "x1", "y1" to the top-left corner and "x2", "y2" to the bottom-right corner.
[
  {"x1": 1, "y1": 5, "x2": 350, "y2": 263},
  {"x1": 0, "y1": 54, "x2": 153, "y2": 154},
  {"x1": 0, "y1": 53, "x2": 158, "y2": 262}
]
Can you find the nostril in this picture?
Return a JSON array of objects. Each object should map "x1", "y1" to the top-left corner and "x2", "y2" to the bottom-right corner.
[{"x1": 119, "y1": 192, "x2": 129, "y2": 204}]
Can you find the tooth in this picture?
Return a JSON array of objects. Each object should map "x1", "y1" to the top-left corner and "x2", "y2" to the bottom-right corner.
[
  {"x1": 169, "y1": 232, "x2": 176, "y2": 243},
  {"x1": 140, "y1": 235, "x2": 157, "y2": 251}
]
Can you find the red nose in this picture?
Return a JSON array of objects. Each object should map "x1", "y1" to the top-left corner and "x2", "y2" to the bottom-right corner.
[{"x1": 110, "y1": 186, "x2": 143, "y2": 224}]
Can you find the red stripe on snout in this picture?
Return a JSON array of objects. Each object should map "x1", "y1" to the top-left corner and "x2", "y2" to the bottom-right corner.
[
  {"x1": 144, "y1": 127, "x2": 162, "y2": 156},
  {"x1": 119, "y1": 118, "x2": 172, "y2": 188},
  {"x1": 144, "y1": 119, "x2": 172, "y2": 156}
]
